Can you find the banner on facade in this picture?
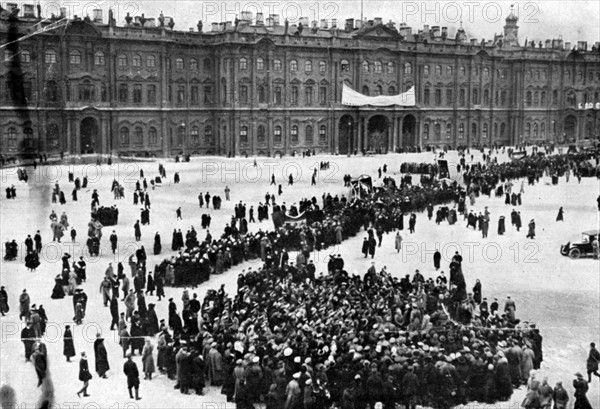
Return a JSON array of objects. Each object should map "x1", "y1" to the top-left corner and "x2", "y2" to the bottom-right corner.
[
  {"x1": 342, "y1": 84, "x2": 416, "y2": 107},
  {"x1": 578, "y1": 102, "x2": 600, "y2": 110}
]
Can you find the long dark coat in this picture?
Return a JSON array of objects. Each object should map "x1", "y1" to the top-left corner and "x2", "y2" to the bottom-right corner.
[
  {"x1": 94, "y1": 338, "x2": 110, "y2": 375},
  {"x1": 63, "y1": 328, "x2": 76, "y2": 358}
]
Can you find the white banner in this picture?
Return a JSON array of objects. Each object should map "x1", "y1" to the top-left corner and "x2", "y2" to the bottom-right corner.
[{"x1": 342, "y1": 84, "x2": 416, "y2": 107}]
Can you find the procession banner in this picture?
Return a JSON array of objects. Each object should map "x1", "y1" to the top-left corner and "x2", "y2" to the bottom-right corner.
[{"x1": 342, "y1": 84, "x2": 416, "y2": 107}]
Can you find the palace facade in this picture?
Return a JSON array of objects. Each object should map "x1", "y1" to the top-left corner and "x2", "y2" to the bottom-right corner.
[{"x1": 1, "y1": 4, "x2": 599, "y2": 157}]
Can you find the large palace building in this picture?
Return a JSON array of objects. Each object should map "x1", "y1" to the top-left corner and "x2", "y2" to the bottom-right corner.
[{"x1": 1, "y1": 4, "x2": 599, "y2": 157}]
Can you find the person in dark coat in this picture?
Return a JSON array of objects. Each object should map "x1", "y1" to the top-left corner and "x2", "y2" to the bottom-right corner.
[
  {"x1": 63, "y1": 325, "x2": 76, "y2": 362},
  {"x1": 361, "y1": 238, "x2": 369, "y2": 258},
  {"x1": 0, "y1": 286, "x2": 9, "y2": 316},
  {"x1": 134, "y1": 221, "x2": 141, "y2": 241},
  {"x1": 153, "y1": 232, "x2": 162, "y2": 255},
  {"x1": 110, "y1": 296, "x2": 120, "y2": 330},
  {"x1": 146, "y1": 273, "x2": 155, "y2": 296},
  {"x1": 21, "y1": 322, "x2": 34, "y2": 361},
  {"x1": 77, "y1": 352, "x2": 92, "y2": 397},
  {"x1": 124, "y1": 352, "x2": 141, "y2": 400},
  {"x1": 94, "y1": 335, "x2": 109, "y2": 378},
  {"x1": 32, "y1": 342, "x2": 48, "y2": 387},
  {"x1": 556, "y1": 207, "x2": 564, "y2": 222},
  {"x1": 586, "y1": 342, "x2": 600, "y2": 382},
  {"x1": 433, "y1": 250, "x2": 441, "y2": 270},
  {"x1": 526, "y1": 219, "x2": 536, "y2": 239},
  {"x1": 473, "y1": 279, "x2": 482, "y2": 304},
  {"x1": 368, "y1": 236, "x2": 376, "y2": 259},
  {"x1": 573, "y1": 373, "x2": 592, "y2": 409},
  {"x1": 498, "y1": 216, "x2": 506, "y2": 235},
  {"x1": 146, "y1": 304, "x2": 160, "y2": 335}
]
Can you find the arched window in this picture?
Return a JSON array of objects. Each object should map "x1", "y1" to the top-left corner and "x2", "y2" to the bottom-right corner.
[
  {"x1": 120, "y1": 127, "x2": 130, "y2": 145},
  {"x1": 94, "y1": 51, "x2": 105, "y2": 66},
  {"x1": 483, "y1": 68, "x2": 489, "y2": 78},
  {"x1": 340, "y1": 59, "x2": 350, "y2": 72},
  {"x1": 222, "y1": 83, "x2": 227, "y2": 103},
  {"x1": 204, "y1": 125, "x2": 214, "y2": 146},
  {"x1": 472, "y1": 89, "x2": 479, "y2": 104},
  {"x1": 483, "y1": 89, "x2": 490, "y2": 105},
  {"x1": 44, "y1": 49, "x2": 57, "y2": 64},
  {"x1": 374, "y1": 61, "x2": 382, "y2": 74},
  {"x1": 526, "y1": 91, "x2": 532, "y2": 106},
  {"x1": 291, "y1": 125, "x2": 299, "y2": 143},
  {"x1": 290, "y1": 60, "x2": 298, "y2": 72},
  {"x1": 256, "y1": 58, "x2": 264, "y2": 71},
  {"x1": 305, "y1": 60, "x2": 312, "y2": 72},
  {"x1": 533, "y1": 123, "x2": 538, "y2": 138},
  {"x1": 148, "y1": 127, "x2": 158, "y2": 145},
  {"x1": 291, "y1": 86, "x2": 299, "y2": 105},
  {"x1": 541, "y1": 91, "x2": 547, "y2": 105},
  {"x1": 434, "y1": 123, "x2": 441, "y2": 139},
  {"x1": 387, "y1": 62, "x2": 395, "y2": 74},
  {"x1": 319, "y1": 125, "x2": 327, "y2": 142},
  {"x1": 540, "y1": 123, "x2": 546, "y2": 137},
  {"x1": 274, "y1": 59, "x2": 282, "y2": 71},
  {"x1": 482, "y1": 123, "x2": 488, "y2": 138},
  {"x1": 566, "y1": 91, "x2": 576, "y2": 106},
  {"x1": 240, "y1": 126, "x2": 248, "y2": 143},
  {"x1": 362, "y1": 61, "x2": 369, "y2": 73},
  {"x1": 132, "y1": 55, "x2": 141, "y2": 67},
  {"x1": 175, "y1": 57, "x2": 184, "y2": 70},
  {"x1": 7, "y1": 128, "x2": 17, "y2": 150},
  {"x1": 423, "y1": 123, "x2": 429, "y2": 140},
  {"x1": 45, "y1": 81, "x2": 59, "y2": 101},
  {"x1": 446, "y1": 123, "x2": 452, "y2": 139},
  {"x1": 47, "y1": 124, "x2": 59, "y2": 149},
  {"x1": 525, "y1": 123, "x2": 531, "y2": 138},
  {"x1": 239, "y1": 58, "x2": 248, "y2": 70},
  {"x1": 203, "y1": 58, "x2": 212, "y2": 71},
  {"x1": 274, "y1": 126, "x2": 282, "y2": 144},
  {"x1": 190, "y1": 58, "x2": 198, "y2": 71},
  {"x1": 446, "y1": 66, "x2": 453, "y2": 76},
  {"x1": 187, "y1": 126, "x2": 197, "y2": 145},
  {"x1": 69, "y1": 50, "x2": 81, "y2": 65},
  {"x1": 388, "y1": 86, "x2": 396, "y2": 95},
  {"x1": 319, "y1": 61, "x2": 327, "y2": 73},
  {"x1": 258, "y1": 85, "x2": 266, "y2": 103},
  {"x1": 20, "y1": 50, "x2": 31, "y2": 63},
  {"x1": 494, "y1": 123, "x2": 498, "y2": 138},
  {"x1": 460, "y1": 66, "x2": 466, "y2": 76},
  {"x1": 146, "y1": 55, "x2": 156, "y2": 67},
  {"x1": 177, "y1": 126, "x2": 185, "y2": 146},
  {"x1": 435, "y1": 65, "x2": 442, "y2": 76},
  {"x1": 471, "y1": 123, "x2": 477, "y2": 137},
  {"x1": 375, "y1": 85, "x2": 383, "y2": 96},
  {"x1": 458, "y1": 123, "x2": 465, "y2": 138},
  {"x1": 79, "y1": 80, "x2": 95, "y2": 102},
  {"x1": 305, "y1": 125, "x2": 313, "y2": 143},
  {"x1": 23, "y1": 128, "x2": 33, "y2": 149},
  {"x1": 500, "y1": 123, "x2": 506, "y2": 138},
  {"x1": 423, "y1": 87, "x2": 430, "y2": 105},
  {"x1": 362, "y1": 86, "x2": 369, "y2": 96},
  {"x1": 533, "y1": 91, "x2": 539, "y2": 105},
  {"x1": 117, "y1": 54, "x2": 127, "y2": 67},
  {"x1": 134, "y1": 127, "x2": 143, "y2": 144},
  {"x1": 257, "y1": 125, "x2": 266, "y2": 143},
  {"x1": 424, "y1": 65, "x2": 430, "y2": 76}
]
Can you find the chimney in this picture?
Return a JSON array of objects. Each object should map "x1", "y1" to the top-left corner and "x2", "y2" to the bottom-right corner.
[
  {"x1": 256, "y1": 12, "x2": 264, "y2": 25},
  {"x1": 565, "y1": 42, "x2": 571, "y2": 50},
  {"x1": 577, "y1": 41, "x2": 587, "y2": 51},
  {"x1": 331, "y1": 18, "x2": 337, "y2": 28},
  {"x1": 300, "y1": 17, "x2": 309, "y2": 26},
  {"x1": 218, "y1": 22, "x2": 225, "y2": 31},
  {"x1": 146, "y1": 18, "x2": 156, "y2": 27},
  {"x1": 212, "y1": 22, "x2": 219, "y2": 31},
  {"x1": 226, "y1": 21, "x2": 233, "y2": 30},
  {"x1": 312, "y1": 20, "x2": 318, "y2": 29},
  {"x1": 545, "y1": 39, "x2": 551, "y2": 48},
  {"x1": 423, "y1": 24, "x2": 429, "y2": 33},
  {"x1": 60, "y1": 7, "x2": 67, "y2": 17},
  {"x1": 470, "y1": 38, "x2": 477, "y2": 46},
  {"x1": 355, "y1": 19, "x2": 363, "y2": 29},
  {"x1": 432, "y1": 26, "x2": 440, "y2": 37},
  {"x1": 23, "y1": 4, "x2": 35, "y2": 17},
  {"x1": 266, "y1": 17, "x2": 273, "y2": 27},
  {"x1": 441, "y1": 27, "x2": 448, "y2": 37},
  {"x1": 345, "y1": 18, "x2": 354, "y2": 32},
  {"x1": 374, "y1": 17, "x2": 382, "y2": 25},
  {"x1": 272, "y1": 14, "x2": 280, "y2": 26},
  {"x1": 92, "y1": 8, "x2": 102, "y2": 23},
  {"x1": 387, "y1": 20, "x2": 396, "y2": 29},
  {"x1": 320, "y1": 19, "x2": 328, "y2": 29}
]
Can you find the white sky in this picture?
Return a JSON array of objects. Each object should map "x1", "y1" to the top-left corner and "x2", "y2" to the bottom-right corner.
[{"x1": 33, "y1": 0, "x2": 600, "y2": 44}]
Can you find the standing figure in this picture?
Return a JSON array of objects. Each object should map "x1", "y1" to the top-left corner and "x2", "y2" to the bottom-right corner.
[
  {"x1": 77, "y1": 352, "x2": 92, "y2": 397},
  {"x1": 63, "y1": 325, "x2": 76, "y2": 362},
  {"x1": 124, "y1": 352, "x2": 141, "y2": 400}
]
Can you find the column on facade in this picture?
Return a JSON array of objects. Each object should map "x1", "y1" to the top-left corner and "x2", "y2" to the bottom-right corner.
[{"x1": 398, "y1": 117, "x2": 404, "y2": 149}]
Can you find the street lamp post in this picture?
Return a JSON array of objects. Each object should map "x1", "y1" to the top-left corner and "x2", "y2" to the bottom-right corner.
[{"x1": 181, "y1": 121, "x2": 187, "y2": 157}]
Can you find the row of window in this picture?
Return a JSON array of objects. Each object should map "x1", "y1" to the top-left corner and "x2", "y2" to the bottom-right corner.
[
  {"x1": 119, "y1": 126, "x2": 161, "y2": 146},
  {"x1": 423, "y1": 122, "x2": 505, "y2": 140},
  {"x1": 420, "y1": 87, "x2": 509, "y2": 107},
  {"x1": 239, "y1": 125, "x2": 327, "y2": 144},
  {"x1": 527, "y1": 69, "x2": 600, "y2": 82}
]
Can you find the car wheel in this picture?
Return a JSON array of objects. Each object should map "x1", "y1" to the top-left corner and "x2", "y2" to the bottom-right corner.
[{"x1": 569, "y1": 248, "x2": 581, "y2": 259}]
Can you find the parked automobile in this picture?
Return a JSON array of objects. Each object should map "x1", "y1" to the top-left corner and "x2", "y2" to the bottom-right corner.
[{"x1": 560, "y1": 230, "x2": 599, "y2": 259}]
